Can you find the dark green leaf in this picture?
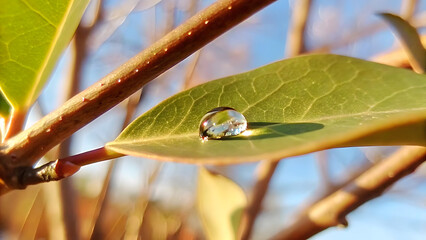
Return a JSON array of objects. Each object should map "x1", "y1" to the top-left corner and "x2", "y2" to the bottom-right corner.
[{"x1": 106, "y1": 54, "x2": 426, "y2": 164}]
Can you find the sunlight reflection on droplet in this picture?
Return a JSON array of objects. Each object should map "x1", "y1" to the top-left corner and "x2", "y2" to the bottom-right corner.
[{"x1": 241, "y1": 130, "x2": 253, "y2": 136}]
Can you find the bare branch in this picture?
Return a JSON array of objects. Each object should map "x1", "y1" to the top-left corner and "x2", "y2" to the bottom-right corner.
[
  {"x1": 315, "y1": 151, "x2": 334, "y2": 190},
  {"x1": 240, "y1": 160, "x2": 280, "y2": 240},
  {"x1": 88, "y1": 161, "x2": 116, "y2": 240},
  {"x1": 401, "y1": 0, "x2": 418, "y2": 20},
  {"x1": 272, "y1": 146, "x2": 426, "y2": 240},
  {"x1": 285, "y1": 0, "x2": 312, "y2": 57},
  {"x1": 311, "y1": 12, "x2": 426, "y2": 53},
  {"x1": 182, "y1": 50, "x2": 202, "y2": 89}
]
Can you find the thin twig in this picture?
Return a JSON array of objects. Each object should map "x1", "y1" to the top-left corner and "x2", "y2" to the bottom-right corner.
[
  {"x1": 17, "y1": 189, "x2": 44, "y2": 239},
  {"x1": 88, "y1": 161, "x2": 116, "y2": 240},
  {"x1": 240, "y1": 160, "x2": 280, "y2": 240},
  {"x1": 315, "y1": 151, "x2": 334, "y2": 191},
  {"x1": 285, "y1": 0, "x2": 312, "y2": 57},
  {"x1": 311, "y1": 12, "x2": 426, "y2": 53},
  {"x1": 58, "y1": 179, "x2": 80, "y2": 240},
  {"x1": 183, "y1": 50, "x2": 202, "y2": 90},
  {"x1": 272, "y1": 146, "x2": 426, "y2": 240},
  {"x1": 401, "y1": 0, "x2": 418, "y2": 20},
  {"x1": 123, "y1": 164, "x2": 162, "y2": 240},
  {"x1": 163, "y1": 0, "x2": 177, "y2": 34},
  {"x1": 43, "y1": 182, "x2": 67, "y2": 240},
  {"x1": 15, "y1": 189, "x2": 41, "y2": 237},
  {"x1": 182, "y1": 0, "x2": 200, "y2": 90},
  {"x1": 311, "y1": 22, "x2": 385, "y2": 53}
]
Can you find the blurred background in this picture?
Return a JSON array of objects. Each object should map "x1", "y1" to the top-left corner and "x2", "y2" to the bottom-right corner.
[{"x1": 1, "y1": 0, "x2": 425, "y2": 239}]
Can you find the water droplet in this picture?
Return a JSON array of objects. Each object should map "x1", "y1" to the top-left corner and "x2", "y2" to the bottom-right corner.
[
  {"x1": 135, "y1": 69, "x2": 139, "y2": 73},
  {"x1": 117, "y1": 79, "x2": 122, "y2": 83},
  {"x1": 187, "y1": 31, "x2": 192, "y2": 36},
  {"x1": 204, "y1": 20, "x2": 209, "y2": 24},
  {"x1": 164, "y1": 48, "x2": 168, "y2": 52},
  {"x1": 146, "y1": 61, "x2": 150, "y2": 64},
  {"x1": 228, "y1": 6, "x2": 232, "y2": 10},
  {"x1": 46, "y1": 128, "x2": 51, "y2": 133},
  {"x1": 199, "y1": 107, "x2": 247, "y2": 141}
]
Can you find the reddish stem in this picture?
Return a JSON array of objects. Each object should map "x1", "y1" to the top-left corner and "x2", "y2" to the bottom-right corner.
[
  {"x1": 59, "y1": 147, "x2": 122, "y2": 167},
  {"x1": 4, "y1": 147, "x2": 123, "y2": 189},
  {"x1": 55, "y1": 147, "x2": 123, "y2": 178}
]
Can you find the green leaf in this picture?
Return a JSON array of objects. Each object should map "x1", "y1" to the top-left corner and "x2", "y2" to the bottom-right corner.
[
  {"x1": 0, "y1": 0, "x2": 89, "y2": 112},
  {"x1": 197, "y1": 167, "x2": 246, "y2": 240},
  {"x1": 379, "y1": 13, "x2": 426, "y2": 73},
  {"x1": 106, "y1": 54, "x2": 426, "y2": 164}
]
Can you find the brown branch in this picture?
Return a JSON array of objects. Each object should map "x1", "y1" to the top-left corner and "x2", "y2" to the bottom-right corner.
[
  {"x1": 0, "y1": 0, "x2": 276, "y2": 191},
  {"x1": 164, "y1": 0, "x2": 177, "y2": 34},
  {"x1": 272, "y1": 146, "x2": 426, "y2": 240},
  {"x1": 311, "y1": 22, "x2": 385, "y2": 53},
  {"x1": 183, "y1": 50, "x2": 202, "y2": 89},
  {"x1": 240, "y1": 160, "x2": 280, "y2": 240},
  {"x1": 285, "y1": 0, "x2": 312, "y2": 57},
  {"x1": 311, "y1": 12, "x2": 426, "y2": 53},
  {"x1": 88, "y1": 161, "x2": 116, "y2": 240},
  {"x1": 401, "y1": 0, "x2": 418, "y2": 20},
  {"x1": 315, "y1": 151, "x2": 334, "y2": 191},
  {"x1": 43, "y1": 182, "x2": 67, "y2": 240},
  {"x1": 86, "y1": 0, "x2": 104, "y2": 30},
  {"x1": 17, "y1": 190, "x2": 44, "y2": 239}
]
